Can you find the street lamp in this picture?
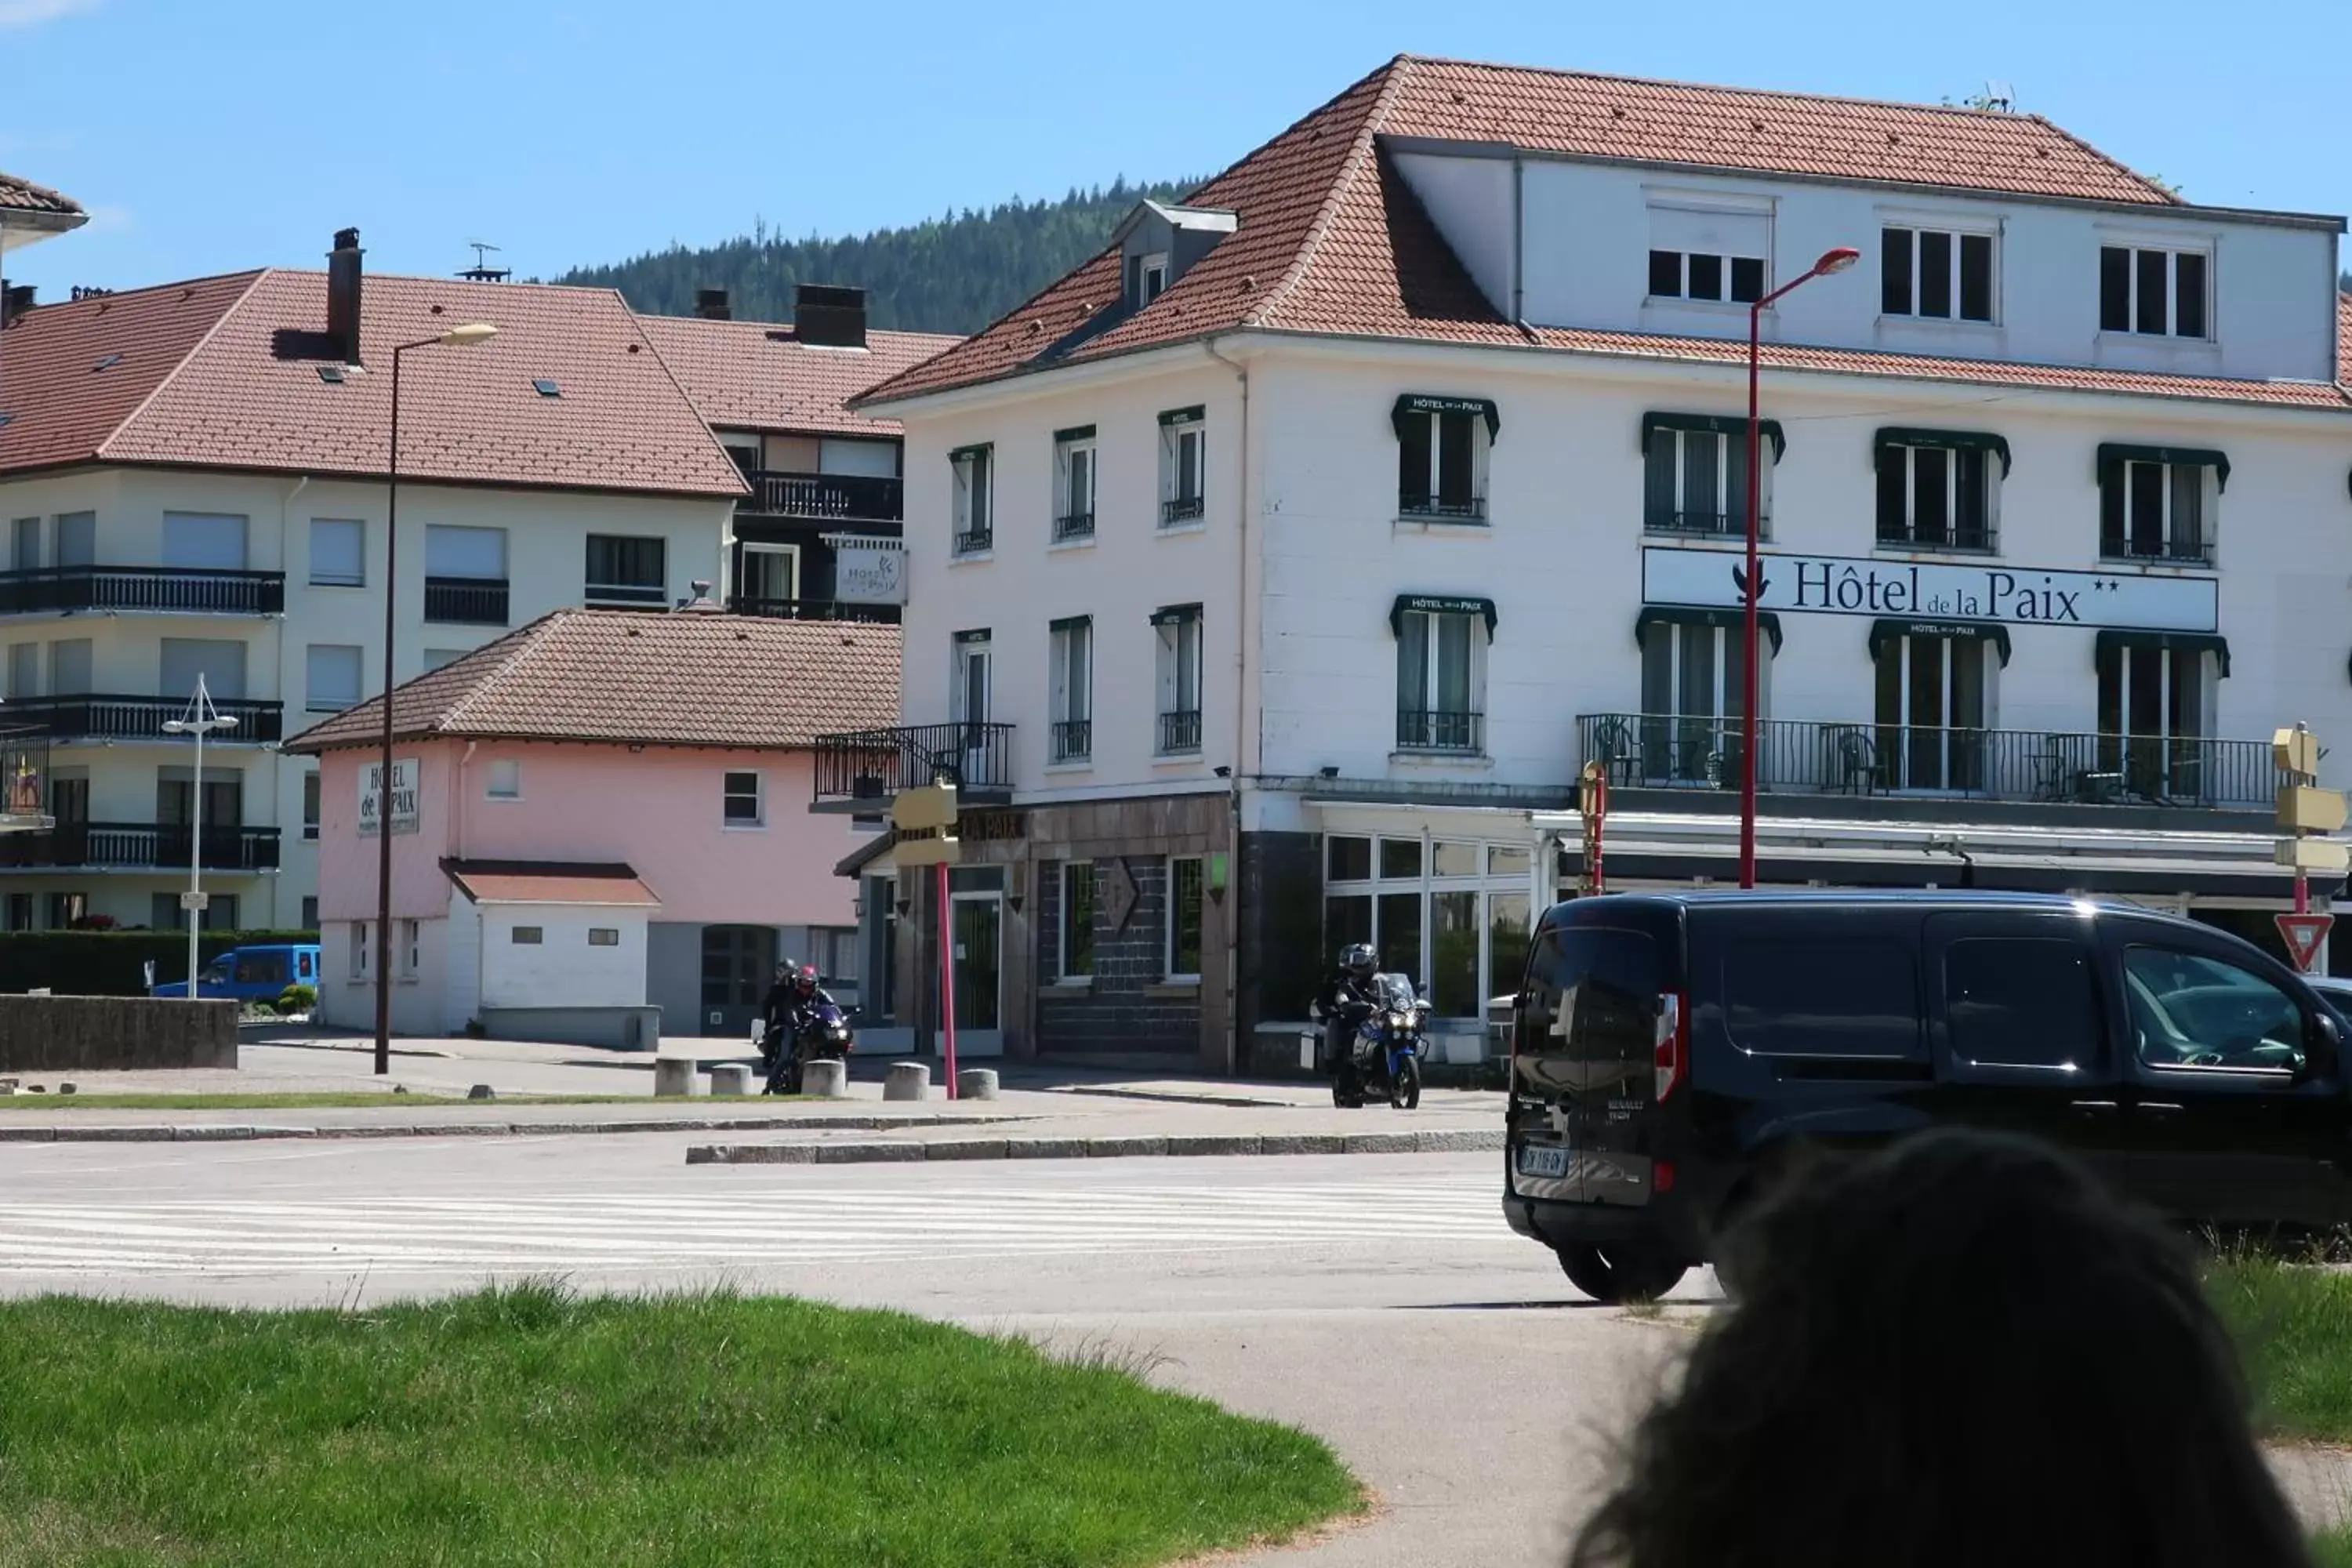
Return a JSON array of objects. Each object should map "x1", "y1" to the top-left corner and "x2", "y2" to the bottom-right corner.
[
  {"x1": 1738, "y1": 245, "x2": 1860, "y2": 891},
  {"x1": 162, "y1": 674, "x2": 235, "y2": 1003},
  {"x1": 376, "y1": 323, "x2": 496, "y2": 1073}
]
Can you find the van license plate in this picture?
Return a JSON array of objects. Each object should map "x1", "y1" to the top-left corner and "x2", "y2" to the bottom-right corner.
[{"x1": 1515, "y1": 1145, "x2": 1570, "y2": 1180}]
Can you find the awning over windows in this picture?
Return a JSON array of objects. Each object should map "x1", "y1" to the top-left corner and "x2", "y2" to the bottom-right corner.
[
  {"x1": 1641, "y1": 411, "x2": 1785, "y2": 464},
  {"x1": 1158, "y1": 405, "x2": 1205, "y2": 426},
  {"x1": 1867, "y1": 617, "x2": 2012, "y2": 667},
  {"x1": 1053, "y1": 424, "x2": 1096, "y2": 443},
  {"x1": 1634, "y1": 604, "x2": 1782, "y2": 655},
  {"x1": 1149, "y1": 602, "x2": 1200, "y2": 626},
  {"x1": 2094, "y1": 628, "x2": 2230, "y2": 678},
  {"x1": 946, "y1": 443, "x2": 991, "y2": 463},
  {"x1": 1873, "y1": 427, "x2": 2013, "y2": 477},
  {"x1": 1389, "y1": 593, "x2": 1497, "y2": 637},
  {"x1": 2096, "y1": 442, "x2": 2230, "y2": 493},
  {"x1": 1392, "y1": 394, "x2": 1499, "y2": 441}
]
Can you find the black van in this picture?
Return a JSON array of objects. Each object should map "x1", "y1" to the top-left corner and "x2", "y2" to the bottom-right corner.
[{"x1": 1502, "y1": 891, "x2": 2350, "y2": 1302}]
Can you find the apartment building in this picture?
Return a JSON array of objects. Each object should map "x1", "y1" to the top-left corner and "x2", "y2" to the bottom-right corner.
[
  {"x1": 0, "y1": 232, "x2": 743, "y2": 931},
  {"x1": 841, "y1": 56, "x2": 2352, "y2": 1073},
  {"x1": 640, "y1": 287, "x2": 957, "y2": 624}
]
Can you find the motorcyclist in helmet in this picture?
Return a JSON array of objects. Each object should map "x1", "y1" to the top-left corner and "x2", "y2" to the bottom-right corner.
[
  {"x1": 1312, "y1": 942, "x2": 1381, "y2": 1081},
  {"x1": 757, "y1": 960, "x2": 800, "y2": 1074}
]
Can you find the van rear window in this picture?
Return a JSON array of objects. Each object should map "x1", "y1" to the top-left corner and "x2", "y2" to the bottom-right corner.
[
  {"x1": 1722, "y1": 938, "x2": 1919, "y2": 1059},
  {"x1": 1517, "y1": 925, "x2": 1660, "y2": 1059}
]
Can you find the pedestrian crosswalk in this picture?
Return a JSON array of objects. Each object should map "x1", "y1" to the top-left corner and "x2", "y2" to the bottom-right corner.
[{"x1": 0, "y1": 1175, "x2": 1512, "y2": 1279}]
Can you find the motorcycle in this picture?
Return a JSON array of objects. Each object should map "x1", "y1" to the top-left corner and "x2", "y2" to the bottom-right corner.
[
  {"x1": 754, "y1": 1003, "x2": 856, "y2": 1095},
  {"x1": 1321, "y1": 972, "x2": 1427, "y2": 1111}
]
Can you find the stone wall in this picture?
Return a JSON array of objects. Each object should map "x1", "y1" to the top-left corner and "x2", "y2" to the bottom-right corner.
[
  {"x1": 1036, "y1": 855, "x2": 1202, "y2": 1054},
  {"x1": 0, "y1": 995, "x2": 238, "y2": 1073}
]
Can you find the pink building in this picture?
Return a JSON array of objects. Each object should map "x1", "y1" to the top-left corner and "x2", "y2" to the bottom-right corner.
[{"x1": 289, "y1": 607, "x2": 898, "y2": 1043}]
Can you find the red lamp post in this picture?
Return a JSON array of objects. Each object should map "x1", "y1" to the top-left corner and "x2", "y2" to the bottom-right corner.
[{"x1": 1739, "y1": 245, "x2": 1860, "y2": 890}]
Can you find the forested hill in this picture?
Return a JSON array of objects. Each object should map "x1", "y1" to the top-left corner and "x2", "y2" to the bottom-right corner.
[{"x1": 557, "y1": 177, "x2": 1201, "y2": 335}]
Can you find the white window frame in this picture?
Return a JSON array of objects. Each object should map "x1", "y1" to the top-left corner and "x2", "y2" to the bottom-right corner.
[
  {"x1": 1395, "y1": 609, "x2": 1488, "y2": 754},
  {"x1": 308, "y1": 517, "x2": 366, "y2": 587},
  {"x1": 951, "y1": 445, "x2": 993, "y2": 554},
  {"x1": 1877, "y1": 442, "x2": 1999, "y2": 551},
  {"x1": 735, "y1": 541, "x2": 799, "y2": 604},
  {"x1": 1154, "y1": 609, "x2": 1203, "y2": 756},
  {"x1": 1165, "y1": 855, "x2": 1204, "y2": 982},
  {"x1": 1158, "y1": 412, "x2": 1206, "y2": 528},
  {"x1": 2104, "y1": 459, "x2": 2215, "y2": 564},
  {"x1": 1646, "y1": 428, "x2": 1771, "y2": 536},
  {"x1": 2099, "y1": 644, "x2": 2211, "y2": 747},
  {"x1": 1397, "y1": 409, "x2": 1492, "y2": 522},
  {"x1": 1322, "y1": 833, "x2": 1534, "y2": 1021},
  {"x1": 951, "y1": 632, "x2": 992, "y2": 726},
  {"x1": 1647, "y1": 249, "x2": 1766, "y2": 305},
  {"x1": 1053, "y1": 431, "x2": 1097, "y2": 541},
  {"x1": 350, "y1": 921, "x2": 370, "y2": 978},
  {"x1": 1049, "y1": 618, "x2": 1092, "y2": 764},
  {"x1": 1142, "y1": 253, "x2": 1169, "y2": 304},
  {"x1": 722, "y1": 770, "x2": 764, "y2": 829},
  {"x1": 1878, "y1": 222, "x2": 1998, "y2": 325},
  {"x1": 485, "y1": 759, "x2": 521, "y2": 800},
  {"x1": 1872, "y1": 633, "x2": 1997, "y2": 792},
  {"x1": 2100, "y1": 240, "x2": 2213, "y2": 340}
]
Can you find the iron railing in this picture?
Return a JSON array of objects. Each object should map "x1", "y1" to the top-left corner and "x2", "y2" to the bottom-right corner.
[
  {"x1": 584, "y1": 582, "x2": 668, "y2": 609},
  {"x1": 0, "y1": 727, "x2": 46, "y2": 818},
  {"x1": 1158, "y1": 709, "x2": 1203, "y2": 753},
  {"x1": 1161, "y1": 496, "x2": 1205, "y2": 526},
  {"x1": 724, "y1": 597, "x2": 899, "y2": 624},
  {"x1": 13, "y1": 695, "x2": 283, "y2": 744},
  {"x1": 952, "y1": 528, "x2": 993, "y2": 556},
  {"x1": 0, "y1": 566, "x2": 285, "y2": 617},
  {"x1": 423, "y1": 576, "x2": 510, "y2": 626},
  {"x1": 1643, "y1": 508, "x2": 1766, "y2": 539},
  {"x1": 813, "y1": 722, "x2": 1017, "y2": 804},
  {"x1": 1575, "y1": 713, "x2": 2282, "y2": 809},
  {"x1": 1397, "y1": 709, "x2": 1484, "y2": 753},
  {"x1": 742, "y1": 470, "x2": 903, "y2": 522},
  {"x1": 1877, "y1": 523, "x2": 1998, "y2": 554},
  {"x1": 0, "y1": 822, "x2": 280, "y2": 872},
  {"x1": 1400, "y1": 495, "x2": 1487, "y2": 524},
  {"x1": 1051, "y1": 719, "x2": 1091, "y2": 764},
  {"x1": 1053, "y1": 510, "x2": 1095, "y2": 543}
]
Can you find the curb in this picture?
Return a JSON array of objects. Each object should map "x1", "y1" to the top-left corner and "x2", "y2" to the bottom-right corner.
[
  {"x1": 684, "y1": 1127, "x2": 1504, "y2": 1166},
  {"x1": 0, "y1": 1112, "x2": 1013, "y2": 1145}
]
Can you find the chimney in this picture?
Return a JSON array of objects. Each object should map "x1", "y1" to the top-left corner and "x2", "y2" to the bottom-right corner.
[
  {"x1": 695, "y1": 289, "x2": 731, "y2": 321},
  {"x1": 674, "y1": 579, "x2": 724, "y2": 613},
  {"x1": 794, "y1": 284, "x2": 867, "y2": 349},
  {"x1": 0, "y1": 284, "x2": 31, "y2": 328},
  {"x1": 326, "y1": 227, "x2": 364, "y2": 365}
]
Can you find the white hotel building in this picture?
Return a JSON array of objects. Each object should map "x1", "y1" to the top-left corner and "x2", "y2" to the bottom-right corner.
[{"x1": 840, "y1": 56, "x2": 2352, "y2": 1074}]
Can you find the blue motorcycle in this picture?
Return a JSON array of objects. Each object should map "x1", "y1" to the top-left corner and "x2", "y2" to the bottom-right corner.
[{"x1": 1335, "y1": 972, "x2": 1428, "y2": 1110}]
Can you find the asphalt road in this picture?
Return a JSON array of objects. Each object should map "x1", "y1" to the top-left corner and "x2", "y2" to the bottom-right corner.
[{"x1": 0, "y1": 1134, "x2": 1705, "y2": 1566}]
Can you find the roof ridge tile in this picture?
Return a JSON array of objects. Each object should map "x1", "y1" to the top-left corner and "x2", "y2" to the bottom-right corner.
[{"x1": 93, "y1": 270, "x2": 270, "y2": 464}]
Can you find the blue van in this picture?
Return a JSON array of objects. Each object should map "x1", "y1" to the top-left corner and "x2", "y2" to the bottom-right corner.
[{"x1": 151, "y1": 943, "x2": 321, "y2": 1002}]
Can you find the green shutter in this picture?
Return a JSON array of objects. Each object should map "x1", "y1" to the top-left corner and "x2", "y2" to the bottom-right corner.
[
  {"x1": 1867, "y1": 618, "x2": 2012, "y2": 667},
  {"x1": 1157, "y1": 406, "x2": 1205, "y2": 426},
  {"x1": 1053, "y1": 425, "x2": 1097, "y2": 443},
  {"x1": 2096, "y1": 442, "x2": 2230, "y2": 493},
  {"x1": 1633, "y1": 604, "x2": 1783, "y2": 655},
  {"x1": 1391, "y1": 394, "x2": 1500, "y2": 441},
  {"x1": 2093, "y1": 629, "x2": 2230, "y2": 678},
  {"x1": 1640, "y1": 411, "x2": 1785, "y2": 464},
  {"x1": 1388, "y1": 593, "x2": 1497, "y2": 637},
  {"x1": 1873, "y1": 427, "x2": 2013, "y2": 477}
]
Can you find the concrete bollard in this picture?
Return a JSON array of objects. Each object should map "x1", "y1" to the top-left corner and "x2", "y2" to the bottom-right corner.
[
  {"x1": 882, "y1": 1062, "x2": 930, "y2": 1102},
  {"x1": 803, "y1": 1058, "x2": 850, "y2": 1099},
  {"x1": 956, "y1": 1068, "x2": 1000, "y2": 1101},
  {"x1": 708, "y1": 1062, "x2": 752, "y2": 1097},
  {"x1": 652, "y1": 1058, "x2": 696, "y2": 1098}
]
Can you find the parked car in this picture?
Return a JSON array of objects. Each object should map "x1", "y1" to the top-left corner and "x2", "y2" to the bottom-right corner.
[
  {"x1": 2304, "y1": 972, "x2": 2352, "y2": 1025},
  {"x1": 151, "y1": 943, "x2": 321, "y2": 1003},
  {"x1": 1503, "y1": 891, "x2": 2350, "y2": 1303}
]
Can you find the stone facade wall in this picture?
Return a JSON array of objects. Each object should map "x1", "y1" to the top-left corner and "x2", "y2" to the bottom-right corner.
[{"x1": 0, "y1": 995, "x2": 237, "y2": 1073}]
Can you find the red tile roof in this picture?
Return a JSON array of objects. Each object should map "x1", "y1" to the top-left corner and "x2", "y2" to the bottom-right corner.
[
  {"x1": 287, "y1": 608, "x2": 901, "y2": 754},
  {"x1": 0, "y1": 270, "x2": 748, "y2": 498},
  {"x1": 0, "y1": 171, "x2": 84, "y2": 218},
  {"x1": 864, "y1": 56, "x2": 2347, "y2": 413},
  {"x1": 636, "y1": 314, "x2": 958, "y2": 437},
  {"x1": 447, "y1": 862, "x2": 662, "y2": 907}
]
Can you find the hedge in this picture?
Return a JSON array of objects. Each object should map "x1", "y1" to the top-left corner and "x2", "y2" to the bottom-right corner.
[{"x1": 0, "y1": 931, "x2": 320, "y2": 997}]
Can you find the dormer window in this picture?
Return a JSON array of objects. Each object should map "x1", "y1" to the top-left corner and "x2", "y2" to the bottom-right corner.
[
  {"x1": 1128, "y1": 252, "x2": 1170, "y2": 310},
  {"x1": 1113, "y1": 200, "x2": 1236, "y2": 320},
  {"x1": 1647, "y1": 201, "x2": 1772, "y2": 307}
]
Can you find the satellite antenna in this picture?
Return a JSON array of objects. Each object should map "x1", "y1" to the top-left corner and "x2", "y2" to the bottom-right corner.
[
  {"x1": 1983, "y1": 80, "x2": 2015, "y2": 111},
  {"x1": 459, "y1": 241, "x2": 510, "y2": 283}
]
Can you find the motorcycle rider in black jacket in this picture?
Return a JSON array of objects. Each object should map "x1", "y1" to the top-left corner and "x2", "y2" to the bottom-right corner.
[{"x1": 1312, "y1": 943, "x2": 1381, "y2": 1080}]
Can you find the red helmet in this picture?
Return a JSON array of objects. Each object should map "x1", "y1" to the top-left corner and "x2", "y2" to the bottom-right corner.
[{"x1": 793, "y1": 964, "x2": 819, "y2": 996}]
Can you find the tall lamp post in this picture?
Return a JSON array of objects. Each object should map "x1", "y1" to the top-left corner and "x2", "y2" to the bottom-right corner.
[
  {"x1": 162, "y1": 674, "x2": 235, "y2": 1000},
  {"x1": 1739, "y1": 246, "x2": 1860, "y2": 890},
  {"x1": 376, "y1": 323, "x2": 498, "y2": 1073}
]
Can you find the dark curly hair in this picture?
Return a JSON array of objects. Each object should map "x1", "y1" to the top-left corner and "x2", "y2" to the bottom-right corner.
[{"x1": 1570, "y1": 1129, "x2": 2310, "y2": 1568}]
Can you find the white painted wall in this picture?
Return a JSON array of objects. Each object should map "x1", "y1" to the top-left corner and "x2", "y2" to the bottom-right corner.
[
  {"x1": 478, "y1": 904, "x2": 651, "y2": 1010},
  {"x1": 1372, "y1": 153, "x2": 2352, "y2": 384}
]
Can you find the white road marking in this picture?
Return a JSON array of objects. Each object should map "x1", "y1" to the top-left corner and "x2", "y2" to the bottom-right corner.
[{"x1": 0, "y1": 1176, "x2": 1513, "y2": 1278}]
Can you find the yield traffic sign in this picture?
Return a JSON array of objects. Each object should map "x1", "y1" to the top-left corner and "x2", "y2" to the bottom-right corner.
[{"x1": 2276, "y1": 912, "x2": 2333, "y2": 974}]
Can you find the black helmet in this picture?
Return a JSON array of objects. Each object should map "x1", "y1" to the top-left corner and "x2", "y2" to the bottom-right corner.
[{"x1": 1341, "y1": 942, "x2": 1377, "y2": 981}]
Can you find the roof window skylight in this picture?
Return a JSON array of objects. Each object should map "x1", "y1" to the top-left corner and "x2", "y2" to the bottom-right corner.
[{"x1": 532, "y1": 378, "x2": 561, "y2": 397}]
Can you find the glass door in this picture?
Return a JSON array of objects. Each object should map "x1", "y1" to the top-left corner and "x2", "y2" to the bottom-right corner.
[
  {"x1": 952, "y1": 638, "x2": 994, "y2": 785},
  {"x1": 951, "y1": 895, "x2": 1001, "y2": 1033},
  {"x1": 1875, "y1": 635, "x2": 1987, "y2": 792}
]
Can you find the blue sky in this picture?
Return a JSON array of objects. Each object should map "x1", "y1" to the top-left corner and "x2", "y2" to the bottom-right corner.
[{"x1": 8, "y1": 0, "x2": 2346, "y2": 298}]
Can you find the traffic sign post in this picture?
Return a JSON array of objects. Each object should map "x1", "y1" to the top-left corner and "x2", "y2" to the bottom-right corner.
[
  {"x1": 2273, "y1": 724, "x2": 2344, "y2": 971},
  {"x1": 890, "y1": 785, "x2": 961, "y2": 1098}
]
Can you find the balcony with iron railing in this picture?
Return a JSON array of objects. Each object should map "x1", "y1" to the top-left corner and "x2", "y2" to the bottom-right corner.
[
  {"x1": 1575, "y1": 713, "x2": 2283, "y2": 811},
  {"x1": 1398, "y1": 709, "x2": 1485, "y2": 754},
  {"x1": 0, "y1": 727, "x2": 48, "y2": 823},
  {"x1": 12, "y1": 695, "x2": 284, "y2": 745},
  {"x1": 423, "y1": 576, "x2": 510, "y2": 626},
  {"x1": 2100, "y1": 532, "x2": 2216, "y2": 568},
  {"x1": 0, "y1": 822, "x2": 280, "y2": 872},
  {"x1": 724, "y1": 597, "x2": 899, "y2": 625},
  {"x1": 1157, "y1": 709, "x2": 1203, "y2": 755},
  {"x1": 1399, "y1": 494, "x2": 1487, "y2": 524},
  {"x1": 741, "y1": 470, "x2": 903, "y2": 523},
  {"x1": 1051, "y1": 719, "x2": 1091, "y2": 764},
  {"x1": 1052, "y1": 510, "x2": 1096, "y2": 543},
  {"x1": 0, "y1": 566, "x2": 285, "y2": 618},
  {"x1": 1643, "y1": 507, "x2": 1760, "y2": 540},
  {"x1": 812, "y1": 722, "x2": 1017, "y2": 811},
  {"x1": 1160, "y1": 496, "x2": 1205, "y2": 527}
]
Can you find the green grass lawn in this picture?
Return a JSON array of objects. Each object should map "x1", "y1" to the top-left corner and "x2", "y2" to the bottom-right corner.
[
  {"x1": 0, "y1": 1283, "x2": 1359, "y2": 1567},
  {"x1": 2206, "y1": 1256, "x2": 2352, "y2": 1565}
]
